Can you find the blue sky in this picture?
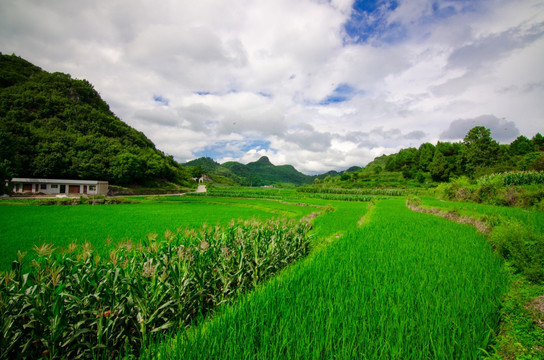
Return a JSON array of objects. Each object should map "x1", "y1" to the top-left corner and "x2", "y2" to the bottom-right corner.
[
  {"x1": 194, "y1": 140, "x2": 272, "y2": 160},
  {"x1": 344, "y1": 0, "x2": 401, "y2": 44},
  {"x1": 1, "y1": 0, "x2": 543, "y2": 174}
]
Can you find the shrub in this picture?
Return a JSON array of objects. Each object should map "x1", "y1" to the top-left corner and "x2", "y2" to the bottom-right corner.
[
  {"x1": 490, "y1": 221, "x2": 544, "y2": 282},
  {"x1": 435, "y1": 176, "x2": 473, "y2": 200}
]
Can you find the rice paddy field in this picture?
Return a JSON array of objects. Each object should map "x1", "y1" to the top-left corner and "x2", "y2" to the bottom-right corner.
[
  {"x1": 0, "y1": 191, "x2": 541, "y2": 359},
  {"x1": 144, "y1": 198, "x2": 508, "y2": 359},
  {"x1": 420, "y1": 197, "x2": 544, "y2": 233}
]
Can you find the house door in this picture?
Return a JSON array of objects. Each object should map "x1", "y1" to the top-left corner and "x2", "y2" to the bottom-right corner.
[{"x1": 60, "y1": 185, "x2": 66, "y2": 193}]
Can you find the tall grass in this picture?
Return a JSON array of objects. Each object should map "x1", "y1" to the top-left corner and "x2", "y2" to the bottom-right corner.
[
  {"x1": 0, "y1": 217, "x2": 311, "y2": 359},
  {"x1": 144, "y1": 199, "x2": 508, "y2": 359}
]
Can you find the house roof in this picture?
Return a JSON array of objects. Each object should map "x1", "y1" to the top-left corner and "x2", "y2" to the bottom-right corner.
[{"x1": 11, "y1": 178, "x2": 107, "y2": 185}]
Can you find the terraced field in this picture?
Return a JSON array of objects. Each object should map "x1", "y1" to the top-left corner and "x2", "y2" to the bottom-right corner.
[
  {"x1": 1, "y1": 194, "x2": 532, "y2": 359},
  {"x1": 144, "y1": 199, "x2": 508, "y2": 359}
]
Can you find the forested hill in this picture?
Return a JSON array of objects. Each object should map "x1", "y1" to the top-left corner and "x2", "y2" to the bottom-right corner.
[
  {"x1": 182, "y1": 156, "x2": 362, "y2": 186},
  {"x1": 183, "y1": 156, "x2": 314, "y2": 186},
  {"x1": 0, "y1": 53, "x2": 192, "y2": 186},
  {"x1": 316, "y1": 127, "x2": 544, "y2": 188},
  {"x1": 222, "y1": 156, "x2": 314, "y2": 186}
]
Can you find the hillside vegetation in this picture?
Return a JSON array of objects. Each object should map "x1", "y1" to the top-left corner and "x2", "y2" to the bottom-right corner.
[
  {"x1": 0, "y1": 53, "x2": 192, "y2": 188},
  {"x1": 223, "y1": 156, "x2": 314, "y2": 186},
  {"x1": 316, "y1": 127, "x2": 544, "y2": 199},
  {"x1": 184, "y1": 156, "x2": 315, "y2": 186}
]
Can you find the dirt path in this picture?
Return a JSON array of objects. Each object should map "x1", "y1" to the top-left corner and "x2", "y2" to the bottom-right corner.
[{"x1": 195, "y1": 184, "x2": 207, "y2": 193}]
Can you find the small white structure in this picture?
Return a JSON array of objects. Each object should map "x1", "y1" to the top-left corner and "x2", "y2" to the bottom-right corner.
[
  {"x1": 192, "y1": 174, "x2": 212, "y2": 184},
  {"x1": 11, "y1": 178, "x2": 108, "y2": 196}
]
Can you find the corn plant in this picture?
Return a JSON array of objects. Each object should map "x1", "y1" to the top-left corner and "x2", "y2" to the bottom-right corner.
[
  {"x1": 0, "y1": 217, "x2": 311, "y2": 359},
  {"x1": 478, "y1": 171, "x2": 544, "y2": 186},
  {"x1": 296, "y1": 186, "x2": 408, "y2": 196}
]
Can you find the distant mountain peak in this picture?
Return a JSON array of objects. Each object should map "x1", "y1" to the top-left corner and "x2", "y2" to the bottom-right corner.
[{"x1": 256, "y1": 156, "x2": 272, "y2": 165}]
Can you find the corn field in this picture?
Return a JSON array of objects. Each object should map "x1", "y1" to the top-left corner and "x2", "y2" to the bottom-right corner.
[
  {"x1": 0, "y1": 217, "x2": 311, "y2": 359},
  {"x1": 190, "y1": 187, "x2": 393, "y2": 201},
  {"x1": 478, "y1": 171, "x2": 544, "y2": 186},
  {"x1": 296, "y1": 186, "x2": 408, "y2": 196}
]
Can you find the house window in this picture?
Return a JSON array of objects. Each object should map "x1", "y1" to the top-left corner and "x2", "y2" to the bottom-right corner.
[
  {"x1": 51, "y1": 184, "x2": 58, "y2": 189},
  {"x1": 89, "y1": 185, "x2": 96, "y2": 191},
  {"x1": 40, "y1": 184, "x2": 47, "y2": 190}
]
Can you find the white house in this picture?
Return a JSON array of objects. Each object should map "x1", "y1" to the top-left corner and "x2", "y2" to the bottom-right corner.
[{"x1": 11, "y1": 178, "x2": 109, "y2": 196}]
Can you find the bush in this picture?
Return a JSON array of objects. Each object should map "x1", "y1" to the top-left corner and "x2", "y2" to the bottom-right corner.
[
  {"x1": 490, "y1": 221, "x2": 544, "y2": 282},
  {"x1": 473, "y1": 182, "x2": 499, "y2": 203},
  {"x1": 435, "y1": 176, "x2": 473, "y2": 200}
]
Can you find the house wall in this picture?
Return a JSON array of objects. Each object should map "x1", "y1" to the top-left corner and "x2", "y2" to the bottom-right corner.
[
  {"x1": 11, "y1": 180, "x2": 109, "y2": 196},
  {"x1": 96, "y1": 182, "x2": 108, "y2": 195}
]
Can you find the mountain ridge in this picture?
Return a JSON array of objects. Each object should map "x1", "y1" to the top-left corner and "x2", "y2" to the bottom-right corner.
[{"x1": 183, "y1": 156, "x2": 361, "y2": 186}]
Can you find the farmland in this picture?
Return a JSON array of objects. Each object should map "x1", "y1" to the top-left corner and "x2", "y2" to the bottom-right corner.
[
  {"x1": 144, "y1": 199, "x2": 508, "y2": 359},
  {"x1": 0, "y1": 192, "x2": 542, "y2": 359},
  {"x1": 0, "y1": 196, "x2": 318, "y2": 271}
]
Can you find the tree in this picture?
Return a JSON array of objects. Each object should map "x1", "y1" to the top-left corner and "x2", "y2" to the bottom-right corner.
[
  {"x1": 532, "y1": 133, "x2": 544, "y2": 151},
  {"x1": 0, "y1": 159, "x2": 12, "y2": 194},
  {"x1": 429, "y1": 149, "x2": 450, "y2": 182},
  {"x1": 385, "y1": 155, "x2": 398, "y2": 172},
  {"x1": 462, "y1": 126, "x2": 500, "y2": 174},
  {"x1": 509, "y1": 135, "x2": 533, "y2": 155},
  {"x1": 191, "y1": 164, "x2": 203, "y2": 178},
  {"x1": 416, "y1": 170, "x2": 426, "y2": 184},
  {"x1": 112, "y1": 153, "x2": 145, "y2": 185},
  {"x1": 532, "y1": 155, "x2": 544, "y2": 171},
  {"x1": 418, "y1": 143, "x2": 435, "y2": 172}
]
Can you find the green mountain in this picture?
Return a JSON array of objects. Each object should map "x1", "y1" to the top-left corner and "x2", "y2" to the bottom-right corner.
[
  {"x1": 182, "y1": 157, "x2": 241, "y2": 184},
  {"x1": 185, "y1": 156, "x2": 364, "y2": 186},
  {"x1": 314, "y1": 166, "x2": 361, "y2": 180},
  {"x1": 0, "y1": 53, "x2": 192, "y2": 187},
  {"x1": 196, "y1": 156, "x2": 312, "y2": 186}
]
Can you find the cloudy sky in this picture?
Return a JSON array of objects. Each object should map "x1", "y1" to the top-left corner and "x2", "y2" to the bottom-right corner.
[{"x1": 1, "y1": 0, "x2": 543, "y2": 174}]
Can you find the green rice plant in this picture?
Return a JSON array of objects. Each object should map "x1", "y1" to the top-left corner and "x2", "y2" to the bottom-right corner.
[
  {"x1": 144, "y1": 199, "x2": 508, "y2": 359},
  {"x1": 0, "y1": 217, "x2": 312, "y2": 359},
  {"x1": 0, "y1": 197, "x2": 316, "y2": 271},
  {"x1": 419, "y1": 197, "x2": 544, "y2": 282}
]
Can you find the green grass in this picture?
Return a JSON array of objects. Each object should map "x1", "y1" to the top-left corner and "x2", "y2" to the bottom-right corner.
[
  {"x1": 421, "y1": 197, "x2": 544, "y2": 233},
  {"x1": 0, "y1": 197, "x2": 317, "y2": 271},
  {"x1": 144, "y1": 199, "x2": 508, "y2": 359}
]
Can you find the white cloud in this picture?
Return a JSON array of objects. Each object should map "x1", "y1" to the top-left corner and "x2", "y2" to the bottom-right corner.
[
  {"x1": 440, "y1": 114, "x2": 520, "y2": 142},
  {"x1": 1, "y1": 0, "x2": 543, "y2": 174}
]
